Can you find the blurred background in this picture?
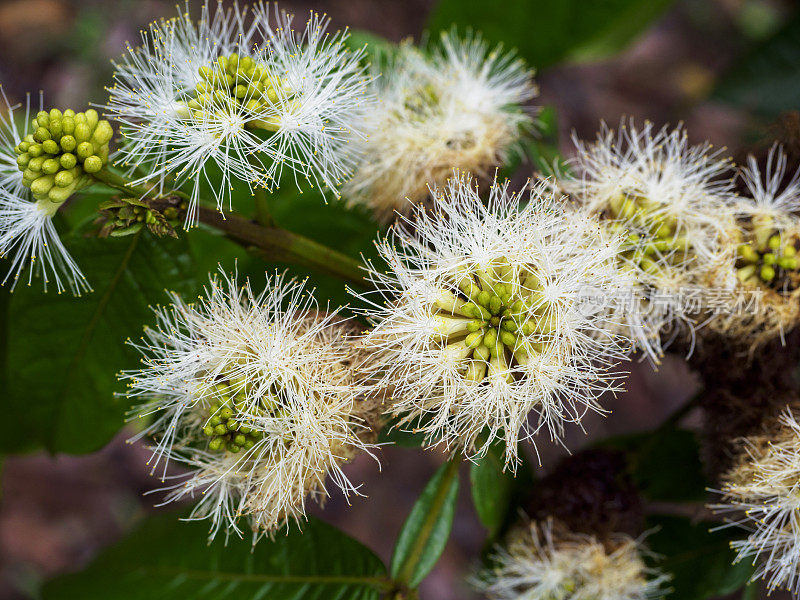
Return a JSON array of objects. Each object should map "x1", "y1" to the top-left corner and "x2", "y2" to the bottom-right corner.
[{"x1": 1, "y1": 0, "x2": 799, "y2": 598}]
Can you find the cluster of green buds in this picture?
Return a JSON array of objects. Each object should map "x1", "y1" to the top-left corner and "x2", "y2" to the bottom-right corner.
[
  {"x1": 401, "y1": 82, "x2": 440, "y2": 120},
  {"x1": 202, "y1": 378, "x2": 266, "y2": 453},
  {"x1": 181, "y1": 53, "x2": 293, "y2": 131},
  {"x1": 96, "y1": 197, "x2": 186, "y2": 239},
  {"x1": 606, "y1": 193, "x2": 690, "y2": 275},
  {"x1": 14, "y1": 109, "x2": 113, "y2": 203},
  {"x1": 736, "y1": 216, "x2": 799, "y2": 286},
  {"x1": 430, "y1": 262, "x2": 555, "y2": 383}
]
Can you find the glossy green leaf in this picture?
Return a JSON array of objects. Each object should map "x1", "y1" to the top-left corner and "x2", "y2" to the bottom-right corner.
[
  {"x1": 715, "y1": 14, "x2": 800, "y2": 118},
  {"x1": 1, "y1": 232, "x2": 197, "y2": 454},
  {"x1": 391, "y1": 459, "x2": 460, "y2": 587},
  {"x1": 426, "y1": 0, "x2": 675, "y2": 70},
  {"x1": 647, "y1": 515, "x2": 754, "y2": 600},
  {"x1": 470, "y1": 443, "x2": 514, "y2": 535},
  {"x1": 43, "y1": 514, "x2": 388, "y2": 600}
]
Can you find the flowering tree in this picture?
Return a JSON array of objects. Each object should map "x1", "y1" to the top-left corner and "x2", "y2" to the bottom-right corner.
[{"x1": 3, "y1": 1, "x2": 800, "y2": 599}]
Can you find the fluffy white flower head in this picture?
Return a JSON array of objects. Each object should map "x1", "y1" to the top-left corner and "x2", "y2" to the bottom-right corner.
[
  {"x1": 345, "y1": 30, "x2": 537, "y2": 223},
  {"x1": 0, "y1": 88, "x2": 89, "y2": 294},
  {"x1": 712, "y1": 408, "x2": 800, "y2": 594},
  {"x1": 106, "y1": 1, "x2": 371, "y2": 225},
  {"x1": 121, "y1": 269, "x2": 378, "y2": 542},
  {"x1": 356, "y1": 172, "x2": 630, "y2": 466},
  {"x1": 559, "y1": 120, "x2": 736, "y2": 360},
  {"x1": 707, "y1": 145, "x2": 800, "y2": 348},
  {"x1": 477, "y1": 520, "x2": 669, "y2": 600}
]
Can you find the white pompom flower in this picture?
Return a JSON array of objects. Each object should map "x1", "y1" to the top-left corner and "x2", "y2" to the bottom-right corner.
[
  {"x1": 712, "y1": 408, "x2": 800, "y2": 594},
  {"x1": 120, "y1": 269, "x2": 379, "y2": 542},
  {"x1": 706, "y1": 145, "x2": 800, "y2": 348},
  {"x1": 477, "y1": 520, "x2": 670, "y2": 600},
  {"x1": 345, "y1": 30, "x2": 537, "y2": 223},
  {"x1": 105, "y1": 1, "x2": 372, "y2": 226},
  {"x1": 0, "y1": 88, "x2": 89, "y2": 294},
  {"x1": 354, "y1": 172, "x2": 630, "y2": 466},
  {"x1": 558, "y1": 119, "x2": 736, "y2": 362}
]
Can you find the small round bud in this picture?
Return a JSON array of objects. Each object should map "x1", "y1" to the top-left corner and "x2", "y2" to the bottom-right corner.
[
  {"x1": 27, "y1": 144, "x2": 43, "y2": 158},
  {"x1": 42, "y1": 139, "x2": 59, "y2": 155},
  {"x1": 59, "y1": 153, "x2": 77, "y2": 169},
  {"x1": 28, "y1": 156, "x2": 46, "y2": 171},
  {"x1": 85, "y1": 109, "x2": 99, "y2": 129},
  {"x1": 30, "y1": 174, "x2": 56, "y2": 195},
  {"x1": 76, "y1": 142, "x2": 93, "y2": 160},
  {"x1": 61, "y1": 116, "x2": 75, "y2": 135},
  {"x1": 83, "y1": 155, "x2": 103, "y2": 173},
  {"x1": 74, "y1": 123, "x2": 91, "y2": 143},
  {"x1": 761, "y1": 265, "x2": 776, "y2": 282},
  {"x1": 41, "y1": 158, "x2": 60, "y2": 174},
  {"x1": 34, "y1": 127, "x2": 51, "y2": 142},
  {"x1": 60, "y1": 135, "x2": 76, "y2": 153},
  {"x1": 779, "y1": 257, "x2": 798, "y2": 270},
  {"x1": 92, "y1": 120, "x2": 114, "y2": 145},
  {"x1": 54, "y1": 170, "x2": 74, "y2": 187},
  {"x1": 48, "y1": 184, "x2": 78, "y2": 203}
]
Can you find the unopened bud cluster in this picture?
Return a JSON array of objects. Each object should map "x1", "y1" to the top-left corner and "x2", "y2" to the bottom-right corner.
[
  {"x1": 607, "y1": 193, "x2": 690, "y2": 276},
  {"x1": 184, "y1": 53, "x2": 293, "y2": 131},
  {"x1": 736, "y1": 218, "x2": 799, "y2": 286},
  {"x1": 14, "y1": 108, "x2": 112, "y2": 203},
  {"x1": 432, "y1": 262, "x2": 554, "y2": 383},
  {"x1": 201, "y1": 376, "x2": 267, "y2": 453}
]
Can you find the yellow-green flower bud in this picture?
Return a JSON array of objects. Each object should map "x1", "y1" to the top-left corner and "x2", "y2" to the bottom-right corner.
[
  {"x1": 30, "y1": 174, "x2": 55, "y2": 195},
  {"x1": 76, "y1": 141, "x2": 93, "y2": 160},
  {"x1": 12, "y1": 106, "x2": 115, "y2": 201},
  {"x1": 54, "y1": 170, "x2": 75, "y2": 187},
  {"x1": 34, "y1": 127, "x2": 50, "y2": 142},
  {"x1": 59, "y1": 153, "x2": 77, "y2": 169},
  {"x1": 778, "y1": 257, "x2": 798, "y2": 270},
  {"x1": 83, "y1": 155, "x2": 103, "y2": 173},
  {"x1": 42, "y1": 139, "x2": 59, "y2": 154},
  {"x1": 41, "y1": 158, "x2": 60, "y2": 175}
]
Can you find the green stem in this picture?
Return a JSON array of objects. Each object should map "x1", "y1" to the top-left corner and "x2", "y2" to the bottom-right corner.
[
  {"x1": 92, "y1": 169, "x2": 161, "y2": 199},
  {"x1": 91, "y1": 170, "x2": 369, "y2": 289},
  {"x1": 197, "y1": 207, "x2": 367, "y2": 289},
  {"x1": 253, "y1": 186, "x2": 274, "y2": 227},
  {"x1": 395, "y1": 456, "x2": 462, "y2": 587}
]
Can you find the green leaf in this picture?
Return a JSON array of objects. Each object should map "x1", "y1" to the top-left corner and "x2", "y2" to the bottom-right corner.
[
  {"x1": 599, "y1": 428, "x2": 707, "y2": 502},
  {"x1": 647, "y1": 515, "x2": 754, "y2": 600},
  {"x1": 43, "y1": 514, "x2": 388, "y2": 600},
  {"x1": 391, "y1": 459, "x2": 460, "y2": 587},
  {"x1": 715, "y1": 13, "x2": 800, "y2": 119},
  {"x1": 470, "y1": 443, "x2": 514, "y2": 535},
  {"x1": 426, "y1": 0, "x2": 675, "y2": 70},
  {"x1": 1, "y1": 232, "x2": 197, "y2": 454}
]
